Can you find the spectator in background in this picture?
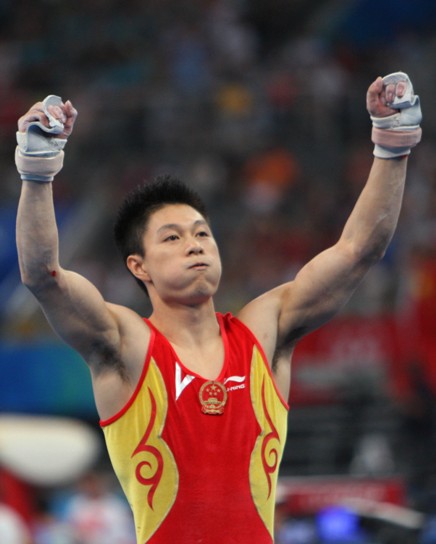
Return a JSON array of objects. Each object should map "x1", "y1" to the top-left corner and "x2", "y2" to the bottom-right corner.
[
  {"x1": 241, "y1": 144, "x2": 300, "y2": 214},
  {"x1": 62, "y1": 470, "x2": 135, "y2": 544}
]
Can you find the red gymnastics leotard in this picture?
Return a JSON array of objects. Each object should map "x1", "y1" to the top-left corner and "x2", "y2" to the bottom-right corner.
[{"x1": 101, "y1": 313, "x2": 289, "y2": 543}]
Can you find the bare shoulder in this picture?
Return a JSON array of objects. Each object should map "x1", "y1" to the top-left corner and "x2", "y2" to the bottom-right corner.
[
  {"x1": 106, "y1": 301, "x2": 151, "y2": 338},
  {"x1": 90, "y1": 302, "x2": 151, "y2": 380},
  {"x1": 90, "y1": 302, "x2": 152, "y2": 420},
  {"x1": 236, "y1": 284, "x2": 290, "y2": 363},
  {"x1": 237, "y1": 284, "x2": 296, "y2": 400}
]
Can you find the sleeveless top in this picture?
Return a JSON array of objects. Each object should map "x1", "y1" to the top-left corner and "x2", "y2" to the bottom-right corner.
[{"x1": 100, "y1": 312, "x2": 289, "y2": 543}]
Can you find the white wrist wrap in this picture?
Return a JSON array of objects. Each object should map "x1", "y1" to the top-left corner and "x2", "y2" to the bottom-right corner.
[
  {"x1": 371, "y1": 72, "x2": 422, "y2": 159},
  {"x1": 15, "y1": 95, "x2": 67, "y2": 182},
  {"x1": 15, "y1": 148, "x2": 65, "y2": 183}
]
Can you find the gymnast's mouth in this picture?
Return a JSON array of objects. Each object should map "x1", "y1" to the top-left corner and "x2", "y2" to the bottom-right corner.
[{"x1": 188, "y1": 262, "x2": 209, "y2": 270}]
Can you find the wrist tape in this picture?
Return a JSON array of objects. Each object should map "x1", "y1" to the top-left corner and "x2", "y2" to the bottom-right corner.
[{"x1": 15, "y1": 148, "x2": 65, "y2": 183}]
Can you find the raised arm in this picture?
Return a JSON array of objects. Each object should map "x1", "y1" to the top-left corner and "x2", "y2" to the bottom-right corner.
[
  {"x1": 278, "y1": 73, "x2": 422, "y2": 337},
  {"x1": 277, "y1": 154, "x2": 407, "y2": 338},
  {"x1": 15, "y1": 98, "x2": 146, "y2": 371},
  {"x1": 238, "y1": 73, "x2": 422, "y2": 386}
]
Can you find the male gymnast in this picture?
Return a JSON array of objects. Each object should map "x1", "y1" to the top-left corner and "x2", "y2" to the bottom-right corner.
[{"x1": 15, "y1": 72, "x2": 421, "y2": 543}]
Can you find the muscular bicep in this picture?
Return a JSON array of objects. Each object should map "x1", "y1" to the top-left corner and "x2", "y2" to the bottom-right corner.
[
  {"x1": 239, "y1": 238, "x2": 372, "y2": 359},
  {"x1": 32, "y1": 267, "x2": 121, "y2": 361},
  {"x1": 278, "y1": 239, "x2": 371, "y2": 344}
]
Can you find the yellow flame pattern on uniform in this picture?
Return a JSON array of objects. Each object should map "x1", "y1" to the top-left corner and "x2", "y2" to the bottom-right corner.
[
  {"x1": 249, "y1": 346, "x2": 288, "y2": 538},
  {"x1": 102, "y1": 359, "x2": 179, "y2": 543}
]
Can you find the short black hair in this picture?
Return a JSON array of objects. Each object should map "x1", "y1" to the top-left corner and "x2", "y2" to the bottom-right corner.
[{"x1": 113, "y1": 175, "x2": 209, "y2": 294}]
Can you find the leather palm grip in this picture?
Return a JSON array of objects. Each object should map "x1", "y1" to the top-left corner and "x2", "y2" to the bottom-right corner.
[
  {"x1": 16, "y1": 95, "x2": 67, "y2": 182},
  {"x1": 371, "y1": 72, "x2": 422, "y2": 159}
]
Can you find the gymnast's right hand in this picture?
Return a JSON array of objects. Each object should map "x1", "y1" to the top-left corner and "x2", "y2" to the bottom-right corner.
[{"x1": 15, "y1": 96, "x2": 78, "y2": 183}]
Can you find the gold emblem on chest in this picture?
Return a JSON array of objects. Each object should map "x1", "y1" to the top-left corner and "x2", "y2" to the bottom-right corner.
[{"x1": 199, "y1": 380, "x2": 228, "y2": 415}]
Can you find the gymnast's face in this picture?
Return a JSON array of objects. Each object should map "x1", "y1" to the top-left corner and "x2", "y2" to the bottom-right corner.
[{"x1": 134, "y1": 204, "x2": 222, "y2": 305}]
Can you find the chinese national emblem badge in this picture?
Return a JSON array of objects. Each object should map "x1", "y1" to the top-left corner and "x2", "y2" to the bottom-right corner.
[{"x1": 199, "y1": 380, "x2": 227, "y2": 415}]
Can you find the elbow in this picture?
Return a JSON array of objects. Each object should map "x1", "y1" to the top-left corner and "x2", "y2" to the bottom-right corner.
[
  {"x1": 341, "y1": 235, "x2": 390, "y2": 269},
  {"x1": 19, "y1": 263, "x2": 59, "y2": 294},
  {"x1": 360, "y1": 240, "x2": 389, "y2": 265},
  {"x1": 344, "y1": 215, "x2": 397, "y2": 266}
]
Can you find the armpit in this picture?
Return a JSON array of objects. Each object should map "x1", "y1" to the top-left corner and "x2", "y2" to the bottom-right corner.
[{"x1": 87, "y1": 340, "x2": 129, "y2": 381}]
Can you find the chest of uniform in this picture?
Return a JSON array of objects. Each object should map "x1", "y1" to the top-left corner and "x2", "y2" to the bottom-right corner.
[{"x1": 162, "y1": 363, "x2": 260, "y2": 453}]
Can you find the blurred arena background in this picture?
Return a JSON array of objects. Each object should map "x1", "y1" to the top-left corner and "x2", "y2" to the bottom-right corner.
[{"x1": 1, "y1": 0, "x2": 436, "y2": 542}]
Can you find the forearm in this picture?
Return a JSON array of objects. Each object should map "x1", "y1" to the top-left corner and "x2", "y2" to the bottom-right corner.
[
  {"x1": 15, "y1": 96, "x2": 77, "y2": 290},
  {"x1": 16, "y1": 181, "x2": 60, "y2": 289},
  {"x1": 340, "y1": 156, "x2": 407, "y2": 262}
]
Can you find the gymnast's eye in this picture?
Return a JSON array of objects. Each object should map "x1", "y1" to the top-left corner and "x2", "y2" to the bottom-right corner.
[{"x1": 163, "y1": 234, "x2": 179, "y2": 242}]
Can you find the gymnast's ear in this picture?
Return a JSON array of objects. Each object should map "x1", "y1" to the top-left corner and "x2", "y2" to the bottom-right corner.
[{"x1": 126, "y1": 254, "x2": 151, "y2": 283}]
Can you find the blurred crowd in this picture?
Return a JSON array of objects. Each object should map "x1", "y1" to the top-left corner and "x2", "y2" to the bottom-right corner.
[
  {"x1": 1, "y1": 0, "x2": 436, "y2": 322},
  {"x1": 0, "y1": 468, "x2": 136, "y2": 544},
  {"x1": 2, "y1": 0, "x2": 436, "y2": 542}
]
